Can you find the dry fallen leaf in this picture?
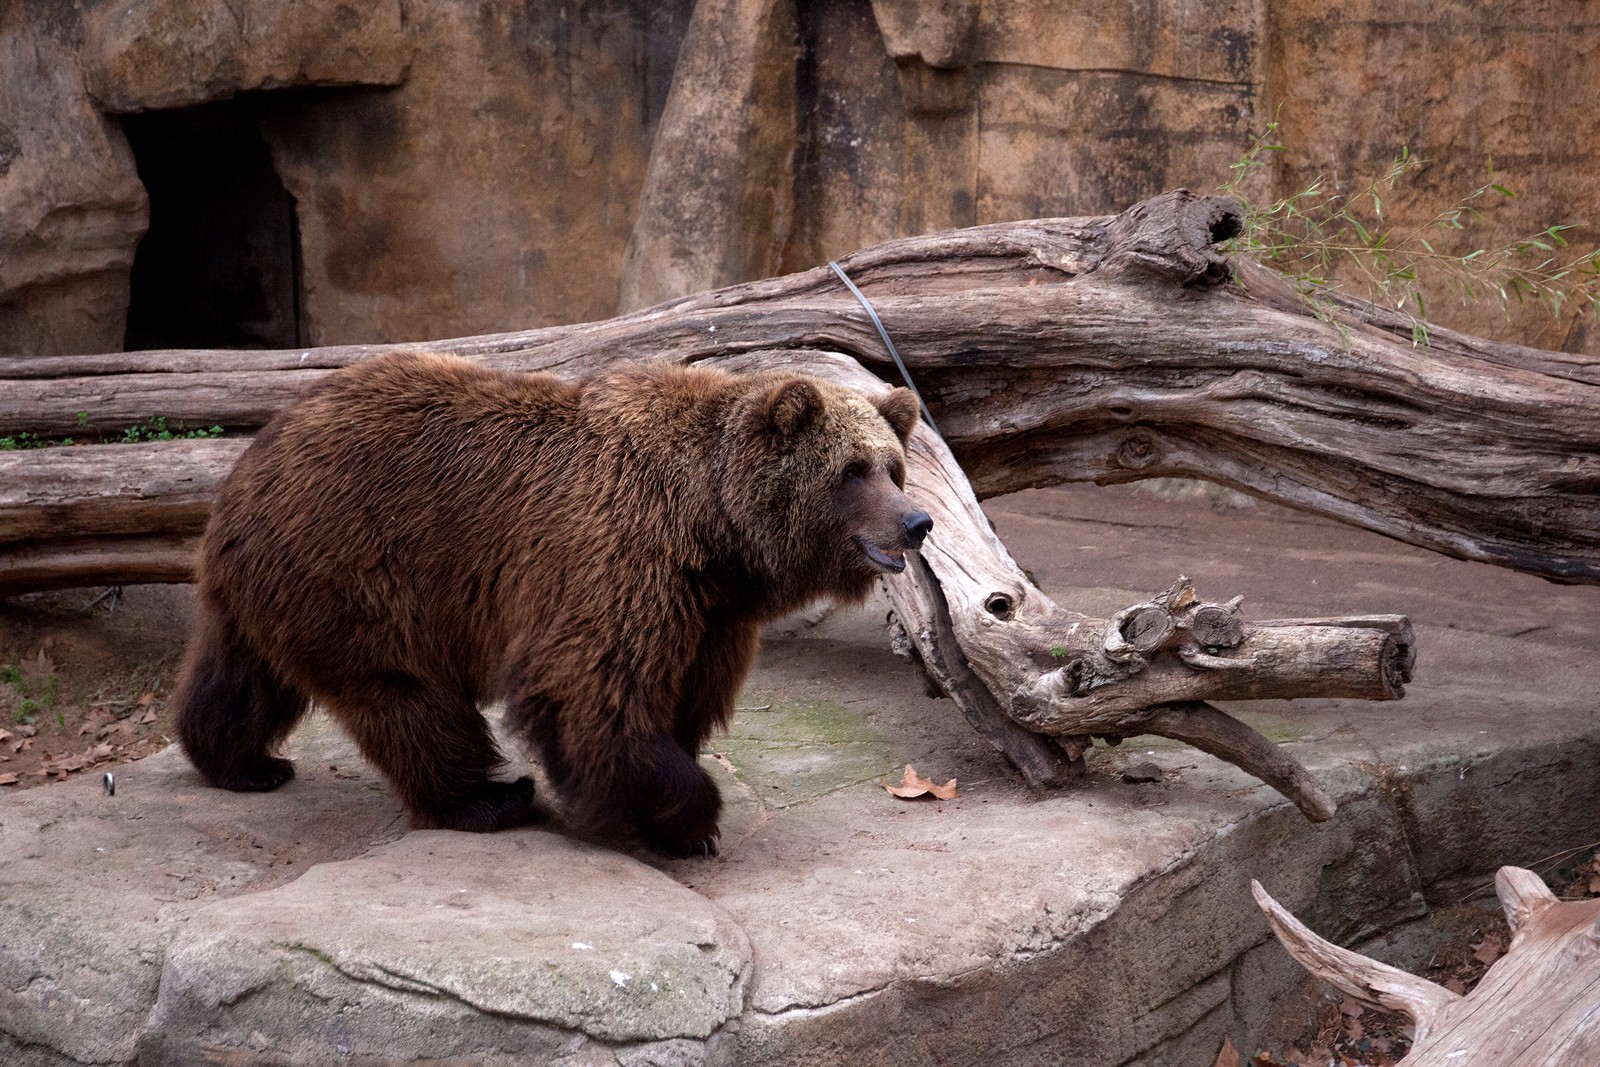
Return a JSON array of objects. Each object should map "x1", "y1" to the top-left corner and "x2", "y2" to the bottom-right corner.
[
  {"x1": 882, "y1": 764, "x2": 958, "y2": 800},
  {"x1": 137, "y1": 691, "x2": 156, "y2": 707},
  {"x1": 87, "y1": 742, "x2": 115, "y2": 763},
  {"x1": 1444, "y1": 977, "x2": 1468, "y2": 995},
  {"x1": 1212, "y1": 1036, "x2": 1244, "y2": 1067},
  {"x1": 1471, "y1": 934, "x2": 1504, "y2": 966},
  {"x1": 137, "y1": 709, "x2": 159, "y2": 725},
  {"x1": 26, "y1": 648, "x2": 54, "y2": 678},
  {"x1": 0, "y1": 772, "x2": 17, "y2": 786}
]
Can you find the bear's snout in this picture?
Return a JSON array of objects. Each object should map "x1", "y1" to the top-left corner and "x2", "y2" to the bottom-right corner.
[{"x1": 902, "y1": 510, "x2": 932, "y2": 548}]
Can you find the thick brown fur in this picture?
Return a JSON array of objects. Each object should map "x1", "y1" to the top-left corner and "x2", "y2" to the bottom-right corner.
[{"x1": 175, "y1": 352, "x2": 929, "y2": 856}]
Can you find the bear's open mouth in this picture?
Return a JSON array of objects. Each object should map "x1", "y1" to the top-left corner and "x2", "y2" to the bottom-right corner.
[{"x1": 856, "y1": 538, "x2": 907, "y2": 574}]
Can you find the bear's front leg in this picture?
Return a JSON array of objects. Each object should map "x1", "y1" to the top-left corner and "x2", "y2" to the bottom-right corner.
[
  {"x1": 508, "y1": 688, "x2": 722, "y2": 857},
  {"x1": 629, "y1": 728, "x2": 724, "y2": 858}
]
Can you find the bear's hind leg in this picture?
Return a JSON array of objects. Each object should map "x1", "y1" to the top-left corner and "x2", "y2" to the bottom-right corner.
[
  {"x1": 327, "y1": 675, "x2": 544, "y2": 832},
  {"x1": 176, "y1": 609, "x2": 308, "y2": 792}
]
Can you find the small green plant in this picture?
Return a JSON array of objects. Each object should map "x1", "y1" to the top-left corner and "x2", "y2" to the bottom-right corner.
[
  {"x1": 119, "y1": 417, "x2": 225, "y2": 444},
  {"x1": 1220, "y1": 121, "x2": 1600, "y2": 344},
  {"x1": 0, "y1": 432, "x2": 47, "y2": 450},
  {"x1": 2, "y1": 414, "x2": 222, "y2": 449},
  {"x1": 1049, "y1": 645, "x2": 1069, "y2": 660},
  {"x1": 2, "y1": 660, "x2": 60, "y2": 724}
]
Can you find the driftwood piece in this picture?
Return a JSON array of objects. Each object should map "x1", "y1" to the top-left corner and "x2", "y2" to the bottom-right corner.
[{"x1": 1253, "y1": 869, "x2": 1600, "y2": 1065}]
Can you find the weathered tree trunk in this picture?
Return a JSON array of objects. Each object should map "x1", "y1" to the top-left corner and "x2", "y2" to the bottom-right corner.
[
  {"x1": 6, "y1": 191, "x2": 1597, "y2": 582},
  {"x1": 1254, "y1": 868, "x2": 1600, "y2": 1065},
  {"x1": 7, "y1": 189, "x2": 1594, "y2": 813}
]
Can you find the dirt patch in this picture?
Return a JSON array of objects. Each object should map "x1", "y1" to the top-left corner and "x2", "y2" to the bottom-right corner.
[{"x1": 0, "y1": 584, "x2": 192, "y2": 790}]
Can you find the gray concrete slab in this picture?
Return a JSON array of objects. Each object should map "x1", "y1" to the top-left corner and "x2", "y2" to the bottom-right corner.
[{"x1": 2, "y1": 483, "x2": 1596, "y2": 1065}]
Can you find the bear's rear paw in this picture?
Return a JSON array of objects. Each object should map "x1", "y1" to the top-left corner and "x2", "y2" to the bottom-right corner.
[
  {"x1": 423, "y1": 777, "x2": 549, "y2": 833},
  {"x1": 209, "y1": 756, "x2": 296, "y2": 792}
]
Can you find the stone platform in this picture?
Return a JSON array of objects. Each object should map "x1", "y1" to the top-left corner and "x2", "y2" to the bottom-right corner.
[{"x1": 3, "y1": 483, "x2": 1596, "y2": 1066}]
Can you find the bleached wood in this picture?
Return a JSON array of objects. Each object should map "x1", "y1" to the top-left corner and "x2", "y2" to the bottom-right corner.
[
  {"x1": 1258, "y1": 867, "x2": 1600, "y2": 1065},
  {"x1": 1251, "y1": 879, "x2": 1460, "y2": 1044},
  {"x1": 1497, "y1": 865, "x2": 1560, "y2": 940}
]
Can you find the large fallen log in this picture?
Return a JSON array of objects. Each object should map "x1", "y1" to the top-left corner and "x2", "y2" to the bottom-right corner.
[
  {"x1": 5, "y1": 191, "x2": 1597, "y2": 584},
  {"x1": 1253, "y1": 868, "x2": 1600, "y2": 1065},
  {"x1": 18, "y1": 187, "x2": 1593, "y2": 812}
]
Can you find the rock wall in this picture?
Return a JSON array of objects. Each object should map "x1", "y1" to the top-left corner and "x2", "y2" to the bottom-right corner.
[
  {"x1": 1, "y1": 0, "x2": 1596, "y2": 356},
  {"x1": 0, "y1": 2, "x2": 146, "y2": 358}
]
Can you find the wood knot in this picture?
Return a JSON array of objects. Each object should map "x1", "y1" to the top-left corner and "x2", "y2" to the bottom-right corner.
[
  {"x1": 984, "y1": 592, "x2": 1015, "y2": 620},
  {"x1": 1114, "y1": 431, "x2": 1160, "y2": 470}
]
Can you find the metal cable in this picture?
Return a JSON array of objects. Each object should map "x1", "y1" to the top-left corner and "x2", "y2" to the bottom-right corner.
[{"x1": 828, "y1": 260, "x2": 942, "y2": 440}]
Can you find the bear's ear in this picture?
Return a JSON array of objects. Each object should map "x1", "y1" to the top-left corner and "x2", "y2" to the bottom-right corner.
[
  {"x1": 874, "y1": 388, "x2": 920, "y2": 445},
  {"x1": 763, "y1": 378, "x2": 823, "y2": 439}
]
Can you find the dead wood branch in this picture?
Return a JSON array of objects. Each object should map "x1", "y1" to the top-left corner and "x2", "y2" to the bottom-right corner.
[{"x1": 1254, "y1": 869, "x2": 1600, "y2": 1064}]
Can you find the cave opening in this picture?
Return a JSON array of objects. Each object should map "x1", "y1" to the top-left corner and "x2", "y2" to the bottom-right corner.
[{"x1": 121, "y1": 96, "x2": 303, "y2": 351}]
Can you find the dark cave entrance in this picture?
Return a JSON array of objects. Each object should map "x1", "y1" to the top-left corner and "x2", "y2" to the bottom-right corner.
[{"x1": 121, "y1": 96, "x2": 303, "y2": 351}]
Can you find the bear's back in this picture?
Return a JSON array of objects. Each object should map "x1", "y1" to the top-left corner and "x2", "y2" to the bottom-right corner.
[{"x1": 199, "y1": 353, "x2": 587, "y2": 692}]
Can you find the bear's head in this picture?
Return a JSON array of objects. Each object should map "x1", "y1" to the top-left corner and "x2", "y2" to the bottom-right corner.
[{"x1": 720, "y1": 374, "x2": 932, "y2": 609}]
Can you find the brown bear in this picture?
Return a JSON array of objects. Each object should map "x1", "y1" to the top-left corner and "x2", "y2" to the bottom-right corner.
[{"x1": 174, "y1": 351, "x2": 930, "y2": 856}]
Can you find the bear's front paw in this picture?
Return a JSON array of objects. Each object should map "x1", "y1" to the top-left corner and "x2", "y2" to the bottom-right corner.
[{"x1": 648, "y1": 824, "x2": 722, "y2": 859}]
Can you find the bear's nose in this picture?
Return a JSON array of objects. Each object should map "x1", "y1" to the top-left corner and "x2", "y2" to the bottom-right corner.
[{"x1": 903, "y1": 510, "x2": 933, "y2": 548}]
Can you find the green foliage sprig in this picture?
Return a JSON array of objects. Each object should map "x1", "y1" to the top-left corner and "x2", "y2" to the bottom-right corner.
[
  {"x1": 0, "y1": 417, "x2": 224, "y2": 450},
  {"x1": 1219, "y1": 122, "x2": 1600, "y2": 344}
]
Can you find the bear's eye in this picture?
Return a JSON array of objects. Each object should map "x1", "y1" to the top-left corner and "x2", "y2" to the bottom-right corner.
[
  {"x1": 888, "y1": 459, "x2": 906, "y2": 487},
  {"x1": 841, "y1": 460, "x2": 869, "y2": 484}
]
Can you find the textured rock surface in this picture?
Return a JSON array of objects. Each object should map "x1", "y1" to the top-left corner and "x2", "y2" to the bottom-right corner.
[
  {"x1": 0, "y1": 8, "x2": 146, "y2": 358},
  {"x1": 4, "y1": 1, "x2": 1597, "y2": 356},
  {"x1": 0, "y1": 715, "x2": 403, "y2": 1066},
  {"x1": 616, "y1": 0, "x2": 796, "y2": 312},
  {"x1": 1268, "y1": 0, "x2": 1600, "y2": 352},
  {"x1": 262, "y1": 1, "x2": 693, "y2": 345},
  {"x1": 141, "y1": 833, "x2": 750, "y2": 1063},
  {"x1": 3, "y1": 483, "x2": 1598, "y2": 1065},
  {"x1": 83, "y1": 0, "x2": 412, "y2": 113}
]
